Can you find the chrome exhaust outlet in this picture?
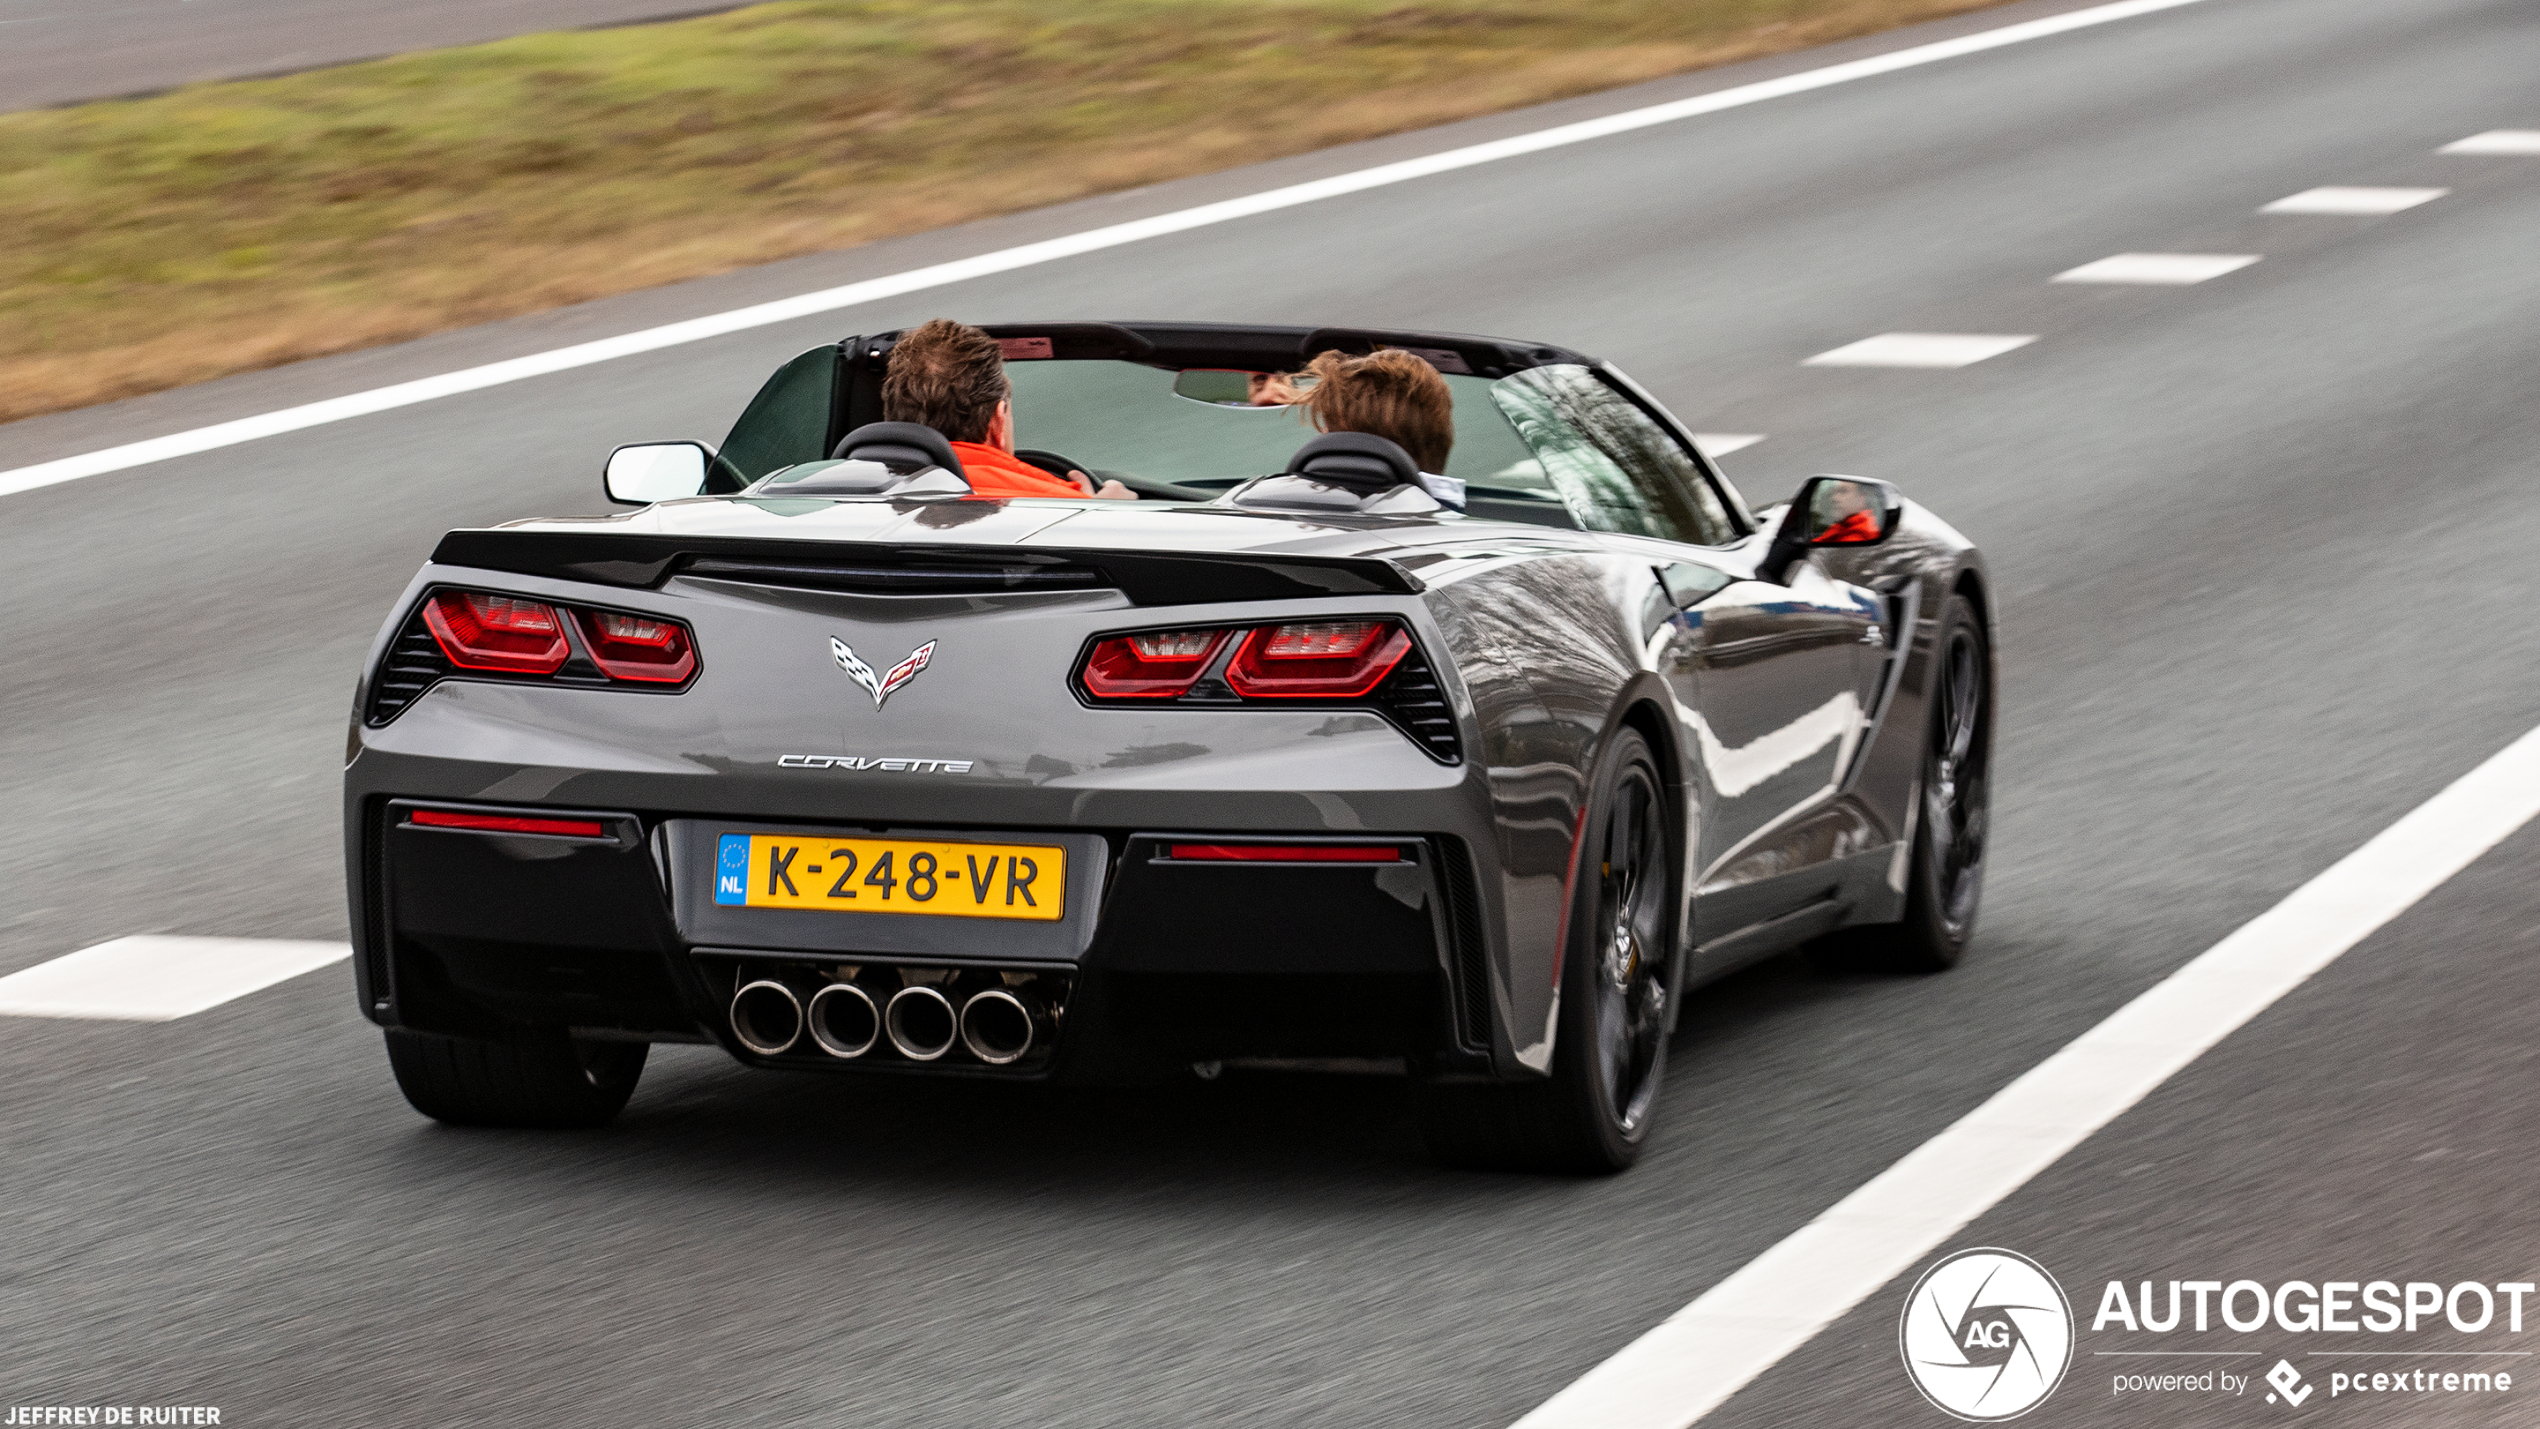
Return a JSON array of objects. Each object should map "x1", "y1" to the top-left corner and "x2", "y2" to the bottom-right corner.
[
  {"x1": 959, "y1": 988, "x2": 1043, "y2": 1066},
  {"x1": 884, "y1": 985, "x2": 958, "y2": 1061},
  {"x1": 806, "y1": 981, "x2": 881, "y2": 1059},
  {"x1": 730, "y1": 979, "x2": 804, "y2": 1056}
]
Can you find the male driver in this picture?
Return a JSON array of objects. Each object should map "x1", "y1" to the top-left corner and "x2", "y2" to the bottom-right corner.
[{"x1": 882, "y1": 319, "x2": 1133, "y2": 499}]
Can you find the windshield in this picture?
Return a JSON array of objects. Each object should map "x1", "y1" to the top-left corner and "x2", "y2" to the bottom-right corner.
[{"x1": 990, "y1": 357, "x2": 1728, "y2": 541}]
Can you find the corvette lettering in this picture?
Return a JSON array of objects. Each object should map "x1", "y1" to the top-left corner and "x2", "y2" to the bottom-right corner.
[{"x1": 777, "y1": 755, "x2": 975, "y2": 772}]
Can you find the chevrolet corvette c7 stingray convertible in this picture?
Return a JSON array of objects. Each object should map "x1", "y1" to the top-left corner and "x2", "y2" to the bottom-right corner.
[{"x1": 344, "y1": 320, "x2": 1994, "y2": 1172}]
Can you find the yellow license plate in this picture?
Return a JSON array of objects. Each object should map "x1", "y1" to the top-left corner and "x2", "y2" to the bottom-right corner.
[{"x1": 713, "y1": 833, "x2": 1063, "y2": 919}]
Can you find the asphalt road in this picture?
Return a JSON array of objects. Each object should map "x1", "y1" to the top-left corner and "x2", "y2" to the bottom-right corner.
[
  {"x1": 0, "y1": 0, "x2": 735, "y2": 111},
  {"x1": 3, "y1": 0, "x2": 2536, "y2": 1425}
]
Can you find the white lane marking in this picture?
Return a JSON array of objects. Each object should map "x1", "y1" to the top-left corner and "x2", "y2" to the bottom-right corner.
[
  {"x1": 0, "y1": 0, "x2": 2215, "y2": 502},
  {"x1": 2260, "y1": 185, "x2": 2448, "y2": 215},
  {"x1": 1692, "y1": 433, "x2": 1766, "y2": 457},
  {"x1": 1513, "y1": 722, "x2": 2540, "y2": 1429},
  {"x1": 2051, "y1": 251, "x2": 2260, "y2": 284},
  {"x1": 1802, "y1": 333, "x2": 2036, "y2": 368},
  {"x1": 2438, "y1": 130, "x2": 2540, "y2": 155},
  {"x1": 0, "y1": 936, "x2": 349, "y2": 1021}
]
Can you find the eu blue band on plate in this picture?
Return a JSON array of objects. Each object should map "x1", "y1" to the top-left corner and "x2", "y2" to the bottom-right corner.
[{"x1": 715, "y1": 834, "x2": 750, "y2": 905}]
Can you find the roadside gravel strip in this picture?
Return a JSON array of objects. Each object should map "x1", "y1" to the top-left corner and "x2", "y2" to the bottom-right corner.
[
  {"x1": 1516, "y1": 724, "x2": 2540, "y2": 1428},
  {"x1": 0, "y1": 0, "x2": 2202, "y2": 502}
]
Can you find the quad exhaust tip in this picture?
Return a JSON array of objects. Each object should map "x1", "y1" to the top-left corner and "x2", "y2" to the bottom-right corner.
[
  {"x1": 884, "y1": 985, "x2": 959, "y2": 1061},
  {"x1": 806, "y1": 982, "x2": 880, "y2": 1059},
  {"x1": 959, "y1": 988, "x2": 1039, "y2": 1065},
  {"x1": 730, "y1": 979, "x2": 804, "y2": 1056},
  {"x1": 734, "y1": 967, "x2": 1054, "y2": 1064}
]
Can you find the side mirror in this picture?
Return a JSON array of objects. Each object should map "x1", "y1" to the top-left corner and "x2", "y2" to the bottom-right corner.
[
  {"x1": 603, "y1": 441, "x2": 715, "y2": 506},
  {"x1": 1757, "y1": 475, "x2": 1902, "y2": 583}
]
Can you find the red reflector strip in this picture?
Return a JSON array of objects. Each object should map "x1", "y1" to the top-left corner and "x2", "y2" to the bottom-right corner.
[
  {"x1": 407, "y1": 809, "x2": 609, "y2": 838},
  {"x1": 1167, "y1": 844, "x2": 1404, "y2": 863}
]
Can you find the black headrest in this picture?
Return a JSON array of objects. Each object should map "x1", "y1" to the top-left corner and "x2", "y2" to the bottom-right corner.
[
  {"x1": 832, "y1": 422, "x2": 966, "y2": 477},
  {"x1": 1286, "y1": 432, "x2": 1418, "y2": 493}
]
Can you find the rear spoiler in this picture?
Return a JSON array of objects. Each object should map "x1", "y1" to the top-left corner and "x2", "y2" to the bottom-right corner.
[{"x1": 427, "y1": 529, "x2": 1423, "y2": 606}]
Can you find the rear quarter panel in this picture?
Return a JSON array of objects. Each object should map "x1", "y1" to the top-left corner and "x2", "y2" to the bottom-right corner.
[{"x1": 1420, "y1": 545, "x2": 1676, "y2": 1072}]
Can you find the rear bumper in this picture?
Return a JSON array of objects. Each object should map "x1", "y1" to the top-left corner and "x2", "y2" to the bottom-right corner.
[{"x1": 348, "y1": 792, "x2": 1498, "y2": 1080}]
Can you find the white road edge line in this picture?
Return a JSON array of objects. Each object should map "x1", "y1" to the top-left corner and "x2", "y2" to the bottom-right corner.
[
  {"x1": 1513, "y1": 721, "x2": 2540, "y2": 1429},
  {"x1": 0, "y1": 0, "x2": 2211, "y2": 502}
]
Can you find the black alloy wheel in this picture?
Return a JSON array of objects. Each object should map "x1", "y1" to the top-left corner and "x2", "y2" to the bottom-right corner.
[
  {"x1": 1920, "y1": 596, "x2": 1992, "y2": 950},
  {"x1": 1417, "y1": 727, "x2": 1678, "y2": 1173},
  {"x1": 383, "y1": 1025, "x2": 648, "y2": 1128},
  {"x1": 1816, "y1": 591, "x2": 1993, "y2": 973},
  {"x1": 1585, "y1": 741, "x2": 1672, "y2": 1139}
]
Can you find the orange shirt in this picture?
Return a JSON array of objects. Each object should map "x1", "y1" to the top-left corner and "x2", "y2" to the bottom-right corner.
[
  {"x1": 1813, "y1": 509, "x2": 1881, "y2": 545},
  {"x1": 948, "y1": 441, "x2": 1087, "y2": 499}
]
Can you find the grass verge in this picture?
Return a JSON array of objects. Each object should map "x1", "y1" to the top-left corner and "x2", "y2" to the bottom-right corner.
[{"x1": 0, "y1": 0, "x2": 2013, "y2": 424}]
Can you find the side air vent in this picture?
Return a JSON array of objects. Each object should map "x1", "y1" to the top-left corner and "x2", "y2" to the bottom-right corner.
[
  {"x1": 1435, "y1": 837, "x2": 1491, "y2": 1050},
  {"x1": 678, "y1": 556, "x2": 1109, "y2": 596},
  {"x1": 1370, "y1": 646, "x2": 1461, "y2": 763},
  {"x1": 365, "y1": 609, "x2": 454, "y2": 726}
]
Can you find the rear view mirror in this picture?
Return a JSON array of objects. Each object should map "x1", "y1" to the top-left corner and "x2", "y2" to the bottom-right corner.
[
  {"x1": 1172, "y1": 369, "x2": 1292, "y2": 407},
  {"x1": 1759, "y1": 475, "x2": 1903, "y2": 582},
  {"x1": 603, "y1": 442, "x2": 713, "y2": 505}
]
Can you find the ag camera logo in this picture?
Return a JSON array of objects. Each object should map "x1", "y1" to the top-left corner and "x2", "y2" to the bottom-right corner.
[{"x1": 1900, "y1": 1248, "x2": 2075, "y2": 1420}]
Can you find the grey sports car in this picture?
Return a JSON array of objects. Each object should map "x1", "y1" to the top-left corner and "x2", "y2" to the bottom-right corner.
[{"x1": 344, "y1": 320, "x2": 1993, "y2": 1172}]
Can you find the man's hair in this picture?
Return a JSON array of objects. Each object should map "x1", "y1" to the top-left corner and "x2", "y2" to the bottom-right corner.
[
  {"x1": 881, "y1": 319, "x2": 1008, "y2": 443},
  {"x1": 1294, "y1": 348, "x2": 1454, "y2": 473}
]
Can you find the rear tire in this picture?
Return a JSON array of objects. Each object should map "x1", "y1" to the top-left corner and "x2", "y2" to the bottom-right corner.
[
  {"x1": 384, "y1": 1025, "x2": 646, "y2": 1129},
  {"x1": 1418, "y1": 728, "x2": 1677, "y2": 1174},
  {"x1": 1813, "y1": 591, "x2": 1992, "y2": 974}
]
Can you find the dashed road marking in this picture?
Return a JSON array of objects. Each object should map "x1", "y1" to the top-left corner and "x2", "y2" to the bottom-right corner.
[
  {"x1": 2438, "y1": 130, "x2": 2540, "y2": 155},
  {"x1": 2260, "y1": 186, "x2": 2447, "y2": 215},
  {"x1": 1802, "y1": 333, "x2": 2036, "y2": 368},
  {"x1": 1692, "y1": 434, "x2": 1766, "y2": 457},
  {"x1": 1511, "y1": 722, "x2": 2540, "y2": 1429},
  {"x1": 0, "y1": 936, "x2": 349, "y2": 1021},
  {"x1": 2052, "y1": 252, "x2": 2261, "y2": 284}
]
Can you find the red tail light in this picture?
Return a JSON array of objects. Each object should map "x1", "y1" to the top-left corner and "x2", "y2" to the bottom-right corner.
[
  {"x1": 407, "y1": 808, "x2": 608, "y2": 838},
  {"x1": 577, "y1": 609, "x2": 697, "y2": 683},
  {"x1": 1082, "y1": 627, "x2": 1230, "y2": 698},
  {"x1": 422, "y1": 591, "x2": 569, "y2": 673},
  {"x1": 1168, "y1": 843, "x2": 1404, "y2": 862},
  {"x1": 1226, "y1": 620, "x2": 1411, "y2": 698}
]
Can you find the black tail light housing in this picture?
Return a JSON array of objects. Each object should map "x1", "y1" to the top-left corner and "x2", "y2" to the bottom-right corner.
[
  {"x1": 1072, "y1": 617, "x2": 1459, "y2": 763},
  {"x1": 364, "y1": 588, "x2": 700, "y2": 725}
]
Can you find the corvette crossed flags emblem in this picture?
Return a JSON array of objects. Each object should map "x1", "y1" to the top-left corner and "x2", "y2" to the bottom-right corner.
[{"x1": 831, "y1": 637, "x2": 937, "y2": 710}]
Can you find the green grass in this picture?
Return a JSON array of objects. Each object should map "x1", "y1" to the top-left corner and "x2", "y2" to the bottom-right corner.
[{"x1": 0, "y1": 0, "x2": 2007, "y2": 421}]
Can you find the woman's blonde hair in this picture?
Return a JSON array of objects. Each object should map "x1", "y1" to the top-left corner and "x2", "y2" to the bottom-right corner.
[{"x1": 1292, "y1": 348, "x2": 1454, "y2": 473}]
